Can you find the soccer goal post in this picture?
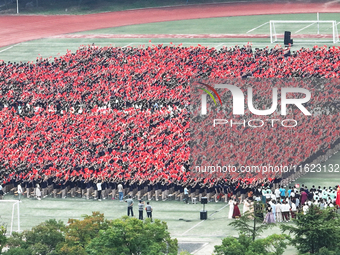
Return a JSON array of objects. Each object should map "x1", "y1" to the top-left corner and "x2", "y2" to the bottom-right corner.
[
  {"x1": 270, "y1": 20, "x2": 339, "y2": 44},
  {"x1": 0, "y1": 200, "x2": 20, "y2": 235}
]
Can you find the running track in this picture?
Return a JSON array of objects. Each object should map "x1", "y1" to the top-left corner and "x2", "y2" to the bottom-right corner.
[{"x1": 1, "y1": 1, "x2": 340, "y2": 48}]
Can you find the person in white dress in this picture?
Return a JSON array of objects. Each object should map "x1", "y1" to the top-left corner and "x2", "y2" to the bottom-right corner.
[
  {"x1": 18, "y1": 184, "x2": 23, "y2": 201},
  {"x1": 228, "y1": 196, "x2": 235, "y2": 219},
  {"x1": 276, "y1": 201, "x2": 282, "y2": 223},
  {"x1": 243, "y1": 198, "x2": 251, "y2": 215},
  {"x1": 269, "y1": 200, "x2": 276, "y2": 222},
  {"x1": 36, "y1": 184, "x2": 41, "y2": 200},
  {"x1": 303, "y1": 203, "x2": 309, "y2": 215}
]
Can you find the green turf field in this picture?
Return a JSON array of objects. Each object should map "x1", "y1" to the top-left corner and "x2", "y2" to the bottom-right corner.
[
  {"x1": 0, "y1": 193, "x2": 296, "y2": 254},
  {"x1": 74, "y1": 13, "x2": 340, "y2": 35},
  {"x1": 0, "y1": 14, "x2": 339, "y2": 63},
  {"x1": 1, "y1": 151, "x2": 338, "y2": 254}
]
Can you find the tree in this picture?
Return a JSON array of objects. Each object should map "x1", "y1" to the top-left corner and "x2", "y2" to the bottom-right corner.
[
  {"x1": 229, "y1": 201, "x2": 273, "y2": 241},
  {"x1": 281, "y1": 204, "x2": 340, "y2": 254},
  {"x1": 214, "y1": 234, "x2": 288, "y2": 255},
  {"x1": 58, "y1": 211, "x2": 110, "y2": 255},
  {"x1": 214, "y1": 235, "x2": 248, "y2": 255},
  {"x1": 86, "y1": 217, "x2": 178, "y2": 255},
  {"x1": 4, "y1": 219, "x2": 65, "y2": 255},
  {"x1": 3, "y1": 212, "x2": 178, "y2": 255},
  {"x1": 0, "y1": 225, "x2": 6, "y2": 254},
  {"x1": 215, "y1": 201, "x2": 287, "y2": 255}
]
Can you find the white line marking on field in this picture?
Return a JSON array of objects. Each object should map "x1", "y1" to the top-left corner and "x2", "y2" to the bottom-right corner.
[
  {"x1": 324, "y1": 21, "x2": 340, "y2": 32},
  {"x1": 122, "y1": 43, "x2": 133, "y2": 48},
  {"x1": 214, "y1": 43, "x2": 224, "y2": 48},
  {"x1": 192, "y1": 242, "x2": 209, "y2": 254},
  {"x1": 246, "y1": 22, "x2": 269, "y2": 34},
  {"x1": 181, "y1": 221, "x2": 204, "y2": 236},
  {"x1": 0, "y1": 43, "x2": 20, "y2": 53},
  {"x1": 211, "y1": 204, "x2": 229, "y2": 215},
  {"x1": 295, "y1": 23, "x2": 316, "y2": 33},
  {"x1": 181, "y1": 204, "x2": 228, "y2": 236}
]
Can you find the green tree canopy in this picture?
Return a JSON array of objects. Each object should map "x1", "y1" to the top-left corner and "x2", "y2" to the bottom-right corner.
[
  {"x1": 214, "y1": 234, "x2": 288, "y2": 255},
  {"x1": 86, "y1": 217, "x2": 178, "y2": 255},
  {"x1": 4, "y1": 212, "x2": 178, "y2": 255},
  {"x1": 58, "y1": 211, "x2": 110, "y2": 255},
  {"x1": 281, "y1": 204, "x2": 340, "y2": 254},
  {"x1": 0, "y1": 225, "x2": 6, "y2": 254},
  {"x1": 4, "y1": 219, "x2": 65, "y2": 255}
]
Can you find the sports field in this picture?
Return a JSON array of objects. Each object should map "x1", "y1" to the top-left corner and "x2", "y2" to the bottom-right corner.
[
  {"x1": 1, "y1": 151, "x2": 339, "y2": 255},
  {"x1": 0, "y1": 3, "x2": 340, "y2": 254},
  {"x1": 0, "y1": 13, "x2": 339, "y2": 63}
]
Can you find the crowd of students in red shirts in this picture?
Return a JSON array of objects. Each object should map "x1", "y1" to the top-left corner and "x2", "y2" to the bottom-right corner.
[{"x1": 0, "y1": 43, "x2": 339, "y2": 198}]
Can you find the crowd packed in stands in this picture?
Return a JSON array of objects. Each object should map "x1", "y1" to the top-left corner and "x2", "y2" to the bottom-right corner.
[
  {"x1": 0, "y1": 44, "x2": 339, "y2": 201},
  {"x1": 190, "y1": 78, "x2": 339, "y2": 175}
]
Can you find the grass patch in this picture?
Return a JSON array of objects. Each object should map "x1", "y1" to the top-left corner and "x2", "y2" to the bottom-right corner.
[{"x1": 74, "y1": 13, "x2": 340, "y2": 35}]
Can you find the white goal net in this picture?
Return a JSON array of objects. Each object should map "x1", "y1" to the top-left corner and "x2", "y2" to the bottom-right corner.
[
  {"x1": 270, "y1": 20, "x2": 339, "y2": 44},
  {"x1": 0, "y1": 200, "x2": 20, "y2": 235}
]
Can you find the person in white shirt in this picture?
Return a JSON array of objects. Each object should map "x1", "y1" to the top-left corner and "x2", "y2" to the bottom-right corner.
[
  {"x1": 303, "y1": 203, "x2": 309, "y2": 215},
  {"x1": 291, "y1": 202, "x2": 297, "y2": 219},
  {"x1": 118, "y1": 183, "x2": 124, "y2": 202},
  {"x1": 0, "y1": 184, "x2": 3, "y2": 200},
  {"x1": 243, "y1": 198, "x2": 252, "y2": 215},
  {"x1": 184, "y1": 187, "x2": 189, "y2": 204},
  {"x1": 295, "y1": 197, "x2": 300, "y2": 209},
  {"x1": 265, "y1": 190, "x2": 272, "y2": 201},
  {"x1": 17, "y1": 184, "x2": 23, "y2": 201},
  {"x1": 36, "y1": 184, "x2": 41, "y2": 200},
  {"x1": 97, "y1": 180, "x2": 102, "y2": 201},
  {"x1": 275, "y1": 188, "x2": 281, "y2": 200},
  {"x1": 269, "y1": 200, "x2": 276, "y2": 222},
  {"x1": 275, "y1": 202, "x2": 282, "y2": 223},
  {"x1": 228, "y1": 196, "x2": 235, "y2": 219},
  {"x1": 319, "y1": 199, "x2": 325, "y2": 210},
  {"x1": 281, "y1": 201, "x2": 290, "y2": 222},
  {"x1": 322, "y1": 188, "x2": 328, "y2": 200},
  {"x1": 271, "y1": 193, "x2": 276, "y2": 201}
]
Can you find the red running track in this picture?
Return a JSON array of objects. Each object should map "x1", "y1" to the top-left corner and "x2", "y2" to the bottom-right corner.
[
  {"x1": 51, "y1": 34, "x2": 335, "y2": 39},
  {"x1": 0, "y1": 1, "x2": 340, "y2": 48}
]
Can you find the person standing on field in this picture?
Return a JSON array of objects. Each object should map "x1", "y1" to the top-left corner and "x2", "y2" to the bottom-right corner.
[
  {"x1": 118, "y1": 183, "x2": 124, "y2": 202},
  {"x1": 17, "y1": 184, "x2": 23, "y2": 201},
  {"x1": 138, "y1": 200, "x2": 144, "y2": 220},
  {"x1": 145, "y1": 201, "x2": 153, "y2": 222},
  {"x1": 125, "y1": 195, "x2": 134, "y2": 217},
  {"x1": 97, "y1": 179, "x2": 102, "y2": 201}
]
